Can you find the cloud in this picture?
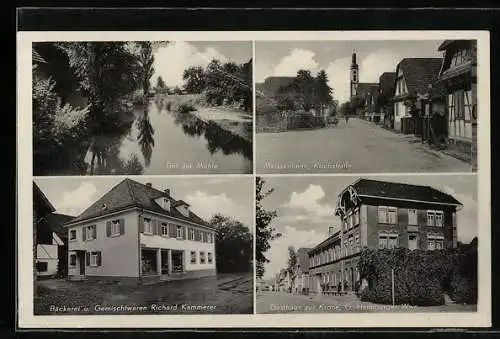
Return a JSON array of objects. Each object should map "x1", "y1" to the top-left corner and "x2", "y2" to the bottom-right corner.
[
  {"x1": 273, "y1": 48, "x2": 319, "y2": 77},
  {"x1": 153, "y1": 41, "x2": 227, "y2": 88},
  {"x1": 263, "y1": 225, "x2": 326, "y2": 280},
  {"x1": 442, "y1": 185, "x2": 478, "y2": 244},
  {"x1": 282, "y1": 184, "x2": 334, "y2": 222},
  {"x1": 56, "y1": 182, "x2": 97, "y2": 217},
  {"x1": 185, "y1": 191, "x2": 252, "y2": 231},
  {"x1": 326, "y1": 49, "x2": 401, "y2": 104}
]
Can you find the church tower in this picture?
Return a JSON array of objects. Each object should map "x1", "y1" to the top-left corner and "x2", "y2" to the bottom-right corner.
[{"x1": 350, "y1": 51, "x2": 359, "y2": 99}]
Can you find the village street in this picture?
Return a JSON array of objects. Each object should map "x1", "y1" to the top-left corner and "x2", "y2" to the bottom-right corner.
[
  {"x1": 256, "y1": 118, "x2": 472, "y2": 174},
  {"x1": 256, "y1": 291, "x2": 477, "y2": 314}
]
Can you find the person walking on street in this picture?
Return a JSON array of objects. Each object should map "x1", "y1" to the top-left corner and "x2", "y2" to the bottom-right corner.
[{"x1": 345, "y1": 115, "x2": 349, "y2": 123}]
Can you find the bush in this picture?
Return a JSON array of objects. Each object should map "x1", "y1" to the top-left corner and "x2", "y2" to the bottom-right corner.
[
  {"x1": 358, "y1": 247, "x2": 477, "y2": 306},
  {"x1": 178, "y1": 103, "x2": 196, "y2": 114}
]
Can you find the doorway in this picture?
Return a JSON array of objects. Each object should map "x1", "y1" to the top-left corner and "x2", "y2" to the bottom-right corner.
[
  {"x1": 171, "y1": 250, "x2": 184, "y2": 273},
  {"x1": 78, "y1": 251, "x2": 86, "y2": 275}
]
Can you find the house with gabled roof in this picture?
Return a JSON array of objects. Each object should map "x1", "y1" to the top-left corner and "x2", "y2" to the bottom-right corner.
[
  {"x1": 392, "y1": 58, "x2": 443, "y2": 133},
  {"x1": 377, "y1": 72, "x2": 396, "y2": 127},
  {"x1": 307, "y1": 178, "x2": 462, "y2": 295},
  {"x1": 34, "y1": 182, "x2": 74, "y2": 277},
  {"x1": 63, "y1": 178, "x2": 216, "y2": 284}
]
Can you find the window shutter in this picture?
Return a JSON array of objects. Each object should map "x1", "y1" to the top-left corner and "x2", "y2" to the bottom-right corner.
[
  {"x1": 139, "y1": 217, "x2": 144, "y2": 233},
  {"x1": 106, "y1": 221, "x2": 111, "y2": 237},
  {"x1": 93, "y1": 225, "x2": 97, "y2": 239},
  {"x1": 86, "y1": 252, "x2": 90, "y2": 266},
  {"x1": 182, "y1": 226, "x2": 187, "y2": 240},
  {"x1": 120, "y1": 219, "x2": 125, "y2": 234},
  {"x1": 169, "y1": 223, "x2": 176, "y2": 237},
  {"x1": 82, "y1": 227, "x2": 86, "y2": 241},
  {"x1": 97, "y1": 252, "x2": 102, "y2": 266},
  {"x1": 152, "y1": 220, "x2": 157, "y2": 235}
]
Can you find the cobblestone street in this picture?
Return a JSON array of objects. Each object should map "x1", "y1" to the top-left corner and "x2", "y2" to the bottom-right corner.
[{"x1": 256, "y1": 118, "x2": 472, "y2": 174}]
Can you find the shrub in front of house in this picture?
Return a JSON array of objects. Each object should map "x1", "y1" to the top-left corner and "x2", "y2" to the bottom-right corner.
[{"x1": 358, "y1": 247, "x2": 477, "y2": 306}]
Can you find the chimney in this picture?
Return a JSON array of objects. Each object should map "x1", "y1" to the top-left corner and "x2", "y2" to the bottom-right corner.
[
  {"x1": 328, "y1": 226, "x2": 335, "y2": 236},
  {"x1": 164, "y1": 188, "x2": 170, "y2": 196},
  {"x1": 145, "y1": 182, "x2": 152, "y2": 188}
]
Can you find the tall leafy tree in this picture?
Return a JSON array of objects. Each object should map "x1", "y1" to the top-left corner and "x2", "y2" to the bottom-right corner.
[
  {"x1": 294, "y1": 69, "x2": 316, "y2": 112},
  {"x1": 210, "y1": 214, "x2": 253, "y2": 273},
  {"x1": 183, "y1": 66, "x2": 206, "y2": 94},
  {"x1": 315, "y1": 70, "x2": 333, "y2": 114},
  {"x1": 256, "y1": 177, "x2": 281, "y2": 279},
  {"x1": 136, "y1": 42, "x2": 155, "y2": 96}
]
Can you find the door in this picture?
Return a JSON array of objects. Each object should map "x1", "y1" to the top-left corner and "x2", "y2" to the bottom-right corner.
[{"x1": 408, "y1": 233, "x2": 418, "y2": 250}]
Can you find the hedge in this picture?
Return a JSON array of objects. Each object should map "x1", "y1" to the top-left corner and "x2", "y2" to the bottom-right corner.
[{"x1": 358, "y1": 247, "x2": 477, "y2": 306}]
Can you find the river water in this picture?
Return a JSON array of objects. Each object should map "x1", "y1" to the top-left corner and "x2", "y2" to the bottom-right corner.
[{"x1": 82, "y1": 97, "x2": 253, "y2": 175}]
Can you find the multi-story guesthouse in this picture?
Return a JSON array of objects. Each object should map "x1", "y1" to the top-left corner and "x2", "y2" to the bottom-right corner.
[
  {"x1": 63, "y1": 179, "x2": 216, "y2": 284},
  {"x1": 292, "y1": 247, "x2": 312, "y2": 295},
  {"x1": 435, "y1": 39, "x2": 478, "y2": 167},
  {"x1": 391, "y1": 58, "x2": 443, "y2": 133},
  {"x1": 307, "y1": 178, "x2": 462, "y2": 295}
]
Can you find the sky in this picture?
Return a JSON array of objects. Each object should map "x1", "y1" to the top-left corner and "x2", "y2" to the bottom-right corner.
[
  {"x1": 255, "y1": 40, "x2": 443, "y2": 104},
  {"x1": 258, "y1": 174, "x2": 478, "y2": 280},
  {"x1": 152, "y1": 41, "x2": 252, "y2": 88},
  {"x1": 34, "y1": 176, "x2": 254, "y2": 230}
]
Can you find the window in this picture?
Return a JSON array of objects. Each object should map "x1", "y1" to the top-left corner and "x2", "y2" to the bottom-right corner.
[
  {"x1": 188, "y1": 228, "x2": 194, "y2": 240},
  {"x1": 427, "y1": 211, "x2": 435, "y2": 226},
  {"x1": 388, "y1": 234, "x2": 399, "y2": 249},
  {"x1": 355, "y1": 234, "x2": 360, "y2": 252},
  {"x1": 379, "y1": 206, "x2": 397, "y2": 224},
  {"x1": 86, "y1": 225, "x2": 96, "y2": 240},
  {"x1": 435, "y1": 211, "x2": 444, "y2": 227},
  {"x1": 176, "y1": 226, "x2": 183, "y2": 239},
  {"x1": 143, "y1": 218, "x2": 154, "y2": 234},
  {"x1": 387, "y1": 207, "x2": 397, "y2": 224},
  {"x1": 348, "y1": 214, "x2": 353, "y2": 229},
  {"x1": 202, "y1": 232, "x2": 207, "y2": 243},
  {"x1": 111, "y1": 219, "x2": 121, "y2": 236},
  {"x1": 200, "y1": 251, "x2": 206, "y2": 264},
  {"x1": 161, "y1": 223, "x2": 169, "y2": 236},
  {"x1": 70, "y1": 254, "x2": 77, "y2": 266},
  {"x1": 428, "y1": 234, "x2": 444, "y2": 250},
  {"x1": 208, "y1": 252, "x2": 213, "y2": 264},
  {"x1": 69, "y1": 230, "x2": 76, "y2": 241},
  {"x1": 464, "y1": 90, "x2": 473, "y2": 122},
  {"x1": 208, "y1": 233, "x2": 213, "y2": 243},
  {"x1": 90, "y1": 252, "x2": 100, "y2": 266},
  {"x1": 427, "y1": 210, "x2": 443, "y2": 227},
  {"x1": 379, "y1": 233, "x2": 398, "y2": 249},
  {"x1": 349, "y1": 236, "x2": 354, "y2": 254},
  {"x1": 344, "y1": 239, "x2": 349, "y2": 256},
  {"x1": 378, "y1": 207, "x2": 388, "y2": 223},
  {"x1": 408, "y1": 209, "x2": 417, "y2": 225},
  {"x1": 190, "y1": 251, "x2": 196, "y2": 264}
]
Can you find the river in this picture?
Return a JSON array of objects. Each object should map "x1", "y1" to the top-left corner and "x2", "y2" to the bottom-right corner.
[{"x1": 80, "y1": 96, "x2": 252, "y2": 175}]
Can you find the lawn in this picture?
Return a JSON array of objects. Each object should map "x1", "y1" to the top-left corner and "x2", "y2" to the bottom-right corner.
[{"x1": 34, "y1": 272, "x2": 253, "y2": 315}]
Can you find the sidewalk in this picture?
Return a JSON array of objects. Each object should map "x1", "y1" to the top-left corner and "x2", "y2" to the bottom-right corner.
[{"x1": 359, "y1": 118, "x2": 472, "y2": 167}]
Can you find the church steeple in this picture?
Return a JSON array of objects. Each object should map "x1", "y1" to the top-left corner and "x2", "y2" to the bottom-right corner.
[{"x1": 350, "y1": 50, "x2": 359, "y2": 99}]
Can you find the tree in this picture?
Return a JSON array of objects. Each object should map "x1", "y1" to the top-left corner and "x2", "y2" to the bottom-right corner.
[
  {"x1": 155, "y1": 76, "x2": 167, "y2": 93},
  {"x1": 275, "y1": 82, "x2": 303, "y2": 112},
  {"x1": 136, "y1": 42, "x2": 155, "y2": 96},
  {"x1": 256, "y1": 177, "x2": 281, "y2": 279},
  {"x1": 183, "y1": 66, "x2": 206, "y2": 94},
  {"x1": 315, "y1": 70, "x2": 333, "y2": 114},
  {"x1": 294, "y1": 69, "x2": 316, "y2": 112},
  {"x1": 286, "y1": 246, "x2": 298, "y2": 292},
  {"x1": 210, "y1": 214, "x2": 253, "y2": 273},
  {"x1": 237, "y1": 58, "x2": 253, "y2": 112}
]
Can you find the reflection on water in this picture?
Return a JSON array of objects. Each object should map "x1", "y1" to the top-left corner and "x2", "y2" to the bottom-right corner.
[{"x1": 84, "y1": 96, "x2": 252, "y2": 175}]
